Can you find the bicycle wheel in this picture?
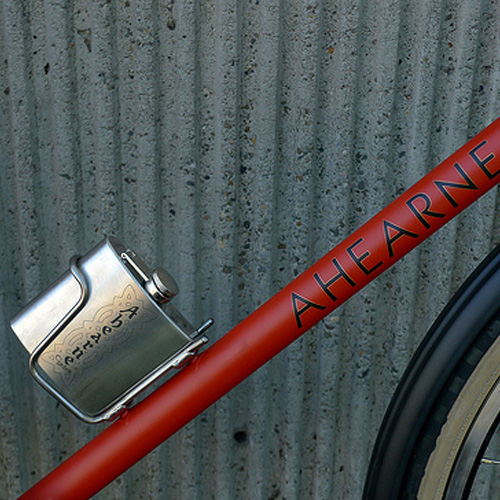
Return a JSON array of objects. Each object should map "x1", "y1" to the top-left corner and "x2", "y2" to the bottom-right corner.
[
  {"x1": 402, "y1": 313, "x2": 500, "y2": 499},
  {"x1": 364, "y1": 244, "x2": 500, "y2": 500}
]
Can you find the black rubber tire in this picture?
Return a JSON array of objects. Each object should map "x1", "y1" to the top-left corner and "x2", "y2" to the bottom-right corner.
[{"x1": 400, "y1": 314, "x2": 500, "y2": 499}]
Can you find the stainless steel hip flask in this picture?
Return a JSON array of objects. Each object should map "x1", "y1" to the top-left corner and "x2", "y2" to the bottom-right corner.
[{"x1": 10, "y1": 237, "x2": 211, "y2": 423}]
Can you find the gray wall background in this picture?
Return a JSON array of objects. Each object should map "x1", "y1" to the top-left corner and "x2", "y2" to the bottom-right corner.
[{"x1": 1, "y1": 0, "x2": 500, "y2": 498}]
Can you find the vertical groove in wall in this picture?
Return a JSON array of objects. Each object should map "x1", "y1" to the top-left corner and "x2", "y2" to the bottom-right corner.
[
  {"x1": 44, "y1": 0, "x2": 84, "y2": 255},
  {"x1": 1, "y1": 1, "x2": 500, "y2": 499},
  {"x1": 0, "y1": 22, "x2": 21, "y2": 492},
  {"x1": 89, "y1": 0, "x2": 123, "y2": 240},
  {"x1": 2, "y1": 0, "x2": 55, "y2": 487}
]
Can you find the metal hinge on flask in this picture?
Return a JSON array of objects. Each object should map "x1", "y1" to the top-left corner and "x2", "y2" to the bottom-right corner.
[{"x1": 10, "y1": 237, "x2": 212, "y2": 424}]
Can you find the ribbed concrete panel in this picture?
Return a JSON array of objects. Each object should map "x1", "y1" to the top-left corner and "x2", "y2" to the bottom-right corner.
[{"x1": 1, "y1": 0, "x2": 500, "y2": 498}]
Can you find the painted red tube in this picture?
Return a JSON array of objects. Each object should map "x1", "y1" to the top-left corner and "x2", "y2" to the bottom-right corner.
[{"x1": 20, "y1": 117, "x2": 500, "y2": 499}]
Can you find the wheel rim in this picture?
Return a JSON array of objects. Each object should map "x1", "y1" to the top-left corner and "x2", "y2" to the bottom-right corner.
[
  {"x1": 444, "y1": 378, "x2": 500, "y2": 499},
  {"x1": 416, "y1": 330, "x2": 500, "y2": 500}
]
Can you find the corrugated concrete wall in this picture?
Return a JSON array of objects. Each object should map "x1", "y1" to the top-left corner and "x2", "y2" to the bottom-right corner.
[{"x1": 1, "y1": 0, "x2": 500, "y2": 498}]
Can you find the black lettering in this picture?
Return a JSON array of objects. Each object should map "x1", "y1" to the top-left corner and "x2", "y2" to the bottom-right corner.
[
  {"x1": 313, "y1": 258, "x2": 356, "y2": 302},
  {"x1": 64, "y1": 356, "x2": 74, "y2": 365},
  {"x1": 291, "y1": 292, "x2": 326, "y2": 329},
  {"x1": 102, "y1": 326, "x2": 112, "y2": 335},
  {"x1": 90, "y1": 333, "x2": 101, "y2": 344},
  {"x1": 434, "y1": 163, "x2": 478, "y2": 207},
  {"x1": 121, "y1": 306, "x2": 139, "y2": 319},
  {"x1": 383, "y1": 220, "x2": 419, "y2": 258},
  {"x1": 110, "y1": 314, "x2": 123, "y2": 328},
  {"x1": 470, "y1": 140, "x2": 498, "y2": 179},
  {"x1": 346, "y1": 238, "x2": 383, "y2": 276},
  {"x1": 72, "y1": 347, "x2": 84, "y2": 359},
  {"x1": 406, "y1": 193, "x2": 446, "y2": 229}
]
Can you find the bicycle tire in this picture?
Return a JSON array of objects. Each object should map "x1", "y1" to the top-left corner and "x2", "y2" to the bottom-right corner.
[
  {"x1": 364, "y1": 244, "x2": 500, "y2": 500},
  {"x1": 401, "y1": 313, "x2": 500, "y2": 499}
]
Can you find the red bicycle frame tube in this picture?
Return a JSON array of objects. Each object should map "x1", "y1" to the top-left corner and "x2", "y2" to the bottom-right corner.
[{"x1": 20, "y1": 117, "x2": 500, "y2": 500}]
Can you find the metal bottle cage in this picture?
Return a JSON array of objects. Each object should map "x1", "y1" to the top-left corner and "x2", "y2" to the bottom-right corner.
[{"x1": 28, "y1": 255, "x2": 210, "y2": 424}]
